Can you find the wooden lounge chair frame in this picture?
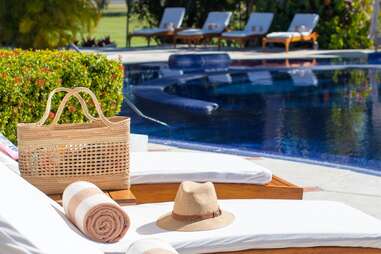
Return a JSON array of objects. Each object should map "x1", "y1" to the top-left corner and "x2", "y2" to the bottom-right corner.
[
  {"x1": 128, "y1": 29, "x2": 182, "y2": 47},
  {"x1": 262, "y1": 32, "x2": 318, "y2": 52},
  {"x1": 218, "y1": 34, "x2": 264, "y2": 48},
  {"x1": 173, "y1": 32, "x2": 223, "y2": 48},
  {"x1": 49, "y1": 175, "x2": 302, "y2": 205},
  {"x1": 131, "y1": 175, "x2": 303, "y2": 204}
]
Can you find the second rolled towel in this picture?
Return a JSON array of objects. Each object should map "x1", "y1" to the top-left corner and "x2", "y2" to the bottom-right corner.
[{"x1": 62, "y1": 181, "x2": 130, "y2": 243}]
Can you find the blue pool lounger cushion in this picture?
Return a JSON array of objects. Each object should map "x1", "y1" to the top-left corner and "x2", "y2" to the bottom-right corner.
[
  {"x1": 2, "y1": 162, "x2": 381, "y2": 254},
  {"x1": 129, "y1": 152, "x2": 272, "y2": 185}
]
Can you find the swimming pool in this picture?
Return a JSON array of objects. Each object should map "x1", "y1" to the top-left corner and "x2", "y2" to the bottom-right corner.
[{"x1": 121, "y1": 56, "x2": 381, "y2": 175}]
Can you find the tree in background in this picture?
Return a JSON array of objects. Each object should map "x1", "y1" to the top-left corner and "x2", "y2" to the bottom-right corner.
[{"x1": 0, "y1": 0, "x2": 100, "y2": 49}]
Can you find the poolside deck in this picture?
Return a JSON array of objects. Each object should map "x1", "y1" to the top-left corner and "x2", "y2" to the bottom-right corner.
[
  {"x1": 148, "y1": 142, "x2": 381, "y2": 219},
  {"x1": 96, "y1": 46, "x2": 373, "y2": 64}
]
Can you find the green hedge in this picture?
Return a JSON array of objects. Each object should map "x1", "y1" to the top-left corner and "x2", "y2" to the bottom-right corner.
[{"x1": 0, "y1": 50, "x2": 124, "y2": 143}]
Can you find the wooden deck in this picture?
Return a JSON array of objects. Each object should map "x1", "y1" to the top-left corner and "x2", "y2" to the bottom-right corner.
[
  {"x1": 49, "y1": 189, "x2": 136, "y2": 205},
  {"x1": 130, "y1": 175, "x2": 303, "y2": 204}
]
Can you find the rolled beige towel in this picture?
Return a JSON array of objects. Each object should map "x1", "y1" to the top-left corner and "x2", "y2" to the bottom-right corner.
[
  {"x1": 62, "y1": 181, "x2": 130, "y2": 243},
  {"x1": 126, "y1": 238, "x2": 179, "y2": 254}
]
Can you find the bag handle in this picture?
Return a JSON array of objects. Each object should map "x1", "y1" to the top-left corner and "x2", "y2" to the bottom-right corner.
[{"x1": 37, "y1": 87, "x2": 113, "y2": 127}]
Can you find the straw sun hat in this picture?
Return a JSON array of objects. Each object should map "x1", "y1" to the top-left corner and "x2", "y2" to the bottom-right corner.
[{"x1": 156, "y1": 181, "x2": 235, "y2": 232}]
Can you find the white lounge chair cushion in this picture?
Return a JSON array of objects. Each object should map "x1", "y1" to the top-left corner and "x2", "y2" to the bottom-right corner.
[
  {"x1": 266, "y1": 14, "x2": 319, "y2": 39},
  {"x1": 130, "y1": 134, "x2": 149, "y2": 152},
  {"x1": 1, "y1": 162, "x2": 381, "y2": 254},
  {"x1": 133, "y1": 7, "x2": 185, "y2": 35},
  {"x1": 0, "y1": 152, "x2": 19, "y2": 175},
  {"x1": 222, "y1": 31, "x2": 256, "y2": 37},
  {"x1": 130, "y1": 152, "x2": 272, "y2": 185},
  {"x1": 177, "y1": 12, "x2": 232, "y2": 36},
  {"x1": 222, "y1": 12, "x2": 274, "y2": 38},
  {"x1": 158, "y1": 8, "x2": 186, "y2": 29},
  {"x1": 243, "y1": 12, "x2": 274, "y2": 34},
  {"x1": 177, "y1": 28, "x2": 207, "y2": 36},
  {"x1": 132, "y1": 28, "x2": 169, "y2": 35},
  {"x1": 100, "y1": 200, "x2": 381, "y2": 253},
  {"x1": 266, "y1": 31, "x2": 311, "y2": 38},
  {"x1": 288, "y1": 13, "x2": 319, "y2": 33},
  {"x1": 0, "y1": 162, "x2": 103, "y2": 254},
  {"x1": 201, "y1": 12, "x2": 232, "y2": 33}
]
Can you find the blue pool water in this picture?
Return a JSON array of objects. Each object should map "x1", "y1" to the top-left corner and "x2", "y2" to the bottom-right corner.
[{"x1": 121, "y1": 57, "x2": 381, "y2": 175}]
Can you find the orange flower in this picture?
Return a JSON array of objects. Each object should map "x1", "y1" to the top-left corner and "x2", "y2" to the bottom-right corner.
[
  {"x1": 36, "y1": 79, "x2": 45, "y2": 87},
  {"x1": 14, "y1": 77, "x2": 21, "y2": 84}
]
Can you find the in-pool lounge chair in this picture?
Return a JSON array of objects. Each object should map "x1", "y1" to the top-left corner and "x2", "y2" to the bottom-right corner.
[
  {"x1": 174, "y1": 12, "x2": 232, "y2": 47},
  {"x1": 219, "y1": 12, "x2": 274, "y2": 48},
  {"x1": 128, "y1": 7, "x2": 185, "y2": 47},
  {"x1": 1, "y1": 163, "x2": 381, "y2": 254},
  {"x1": 262, "y1": 13, "x2": 319, "y2": 52}
]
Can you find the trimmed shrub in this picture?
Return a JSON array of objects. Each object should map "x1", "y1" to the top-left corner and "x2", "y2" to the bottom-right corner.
[{"x1": 0, "y1": 50, "x2": 124, "y2": 143}]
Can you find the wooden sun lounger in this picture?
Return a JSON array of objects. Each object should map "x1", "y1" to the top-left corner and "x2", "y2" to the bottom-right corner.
[
  {"x1": 218, "y1": 34, "x2": 264, "y2": 48},
  {"x1": 131, "y1": 175, "x2": 303, "y2": 204},
  {"x1": 173, "y1": 32, "x2": 223, "y2": 48},
  {"x1": 262, "y1": 32, "x2": 318, "y2": 52},
  {"x1": 128, "y1": 29, "x2": 181, "y2": 47}
]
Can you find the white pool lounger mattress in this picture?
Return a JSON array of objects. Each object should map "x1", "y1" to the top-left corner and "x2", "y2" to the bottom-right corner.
[
  {"x1": 102, "y1": 200, "x2": 381, "y2": 254},
  {"x1": 1, "y1": 163, "x2": 381, "y2": 254},
  {"x1": 130, "y1": 152, "x2": 272, "y2": 185}
]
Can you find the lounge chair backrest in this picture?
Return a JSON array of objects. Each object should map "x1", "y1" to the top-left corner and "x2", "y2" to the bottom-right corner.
[
  {"x1": 244, "y1": 12, "x2": 274, "y2": 34},
  {"x1": 288, "y1": 13, "x2": 319, "y2": 33},
  {"x1": 202, "y1": 12, "x2": 232, "y2": 33},
  {"x1": 159, "y1": 7, "x2": 186, "y2": 29}
]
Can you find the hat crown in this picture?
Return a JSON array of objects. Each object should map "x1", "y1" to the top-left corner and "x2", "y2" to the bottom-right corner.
[{"x1": 173, "y1": 181, "x2": 219, "y2": 216}]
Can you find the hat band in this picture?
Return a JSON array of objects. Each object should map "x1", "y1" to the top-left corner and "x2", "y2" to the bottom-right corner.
[{"x1": 171, "y1": 208, "x2": 222, "y2": 222}]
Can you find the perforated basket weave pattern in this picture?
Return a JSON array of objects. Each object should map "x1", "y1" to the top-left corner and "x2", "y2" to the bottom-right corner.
[{"x1": 17, "y1": 87, "x2": 130, "y2": 194}]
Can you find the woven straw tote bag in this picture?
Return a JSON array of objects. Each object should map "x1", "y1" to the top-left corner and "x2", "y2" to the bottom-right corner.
[{"x1": 17, "y1": 87, "x2": 130, "y2": 194}]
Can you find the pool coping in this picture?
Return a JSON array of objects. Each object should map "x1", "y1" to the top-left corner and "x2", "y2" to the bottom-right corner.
[{"x1": 149, "y1": 137, "x2": 381, "y2": 178}]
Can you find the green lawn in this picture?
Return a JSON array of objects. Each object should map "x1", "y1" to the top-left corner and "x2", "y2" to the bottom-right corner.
[{"x1": 92, "y1": 4, "x2": 156, "y2": 48}]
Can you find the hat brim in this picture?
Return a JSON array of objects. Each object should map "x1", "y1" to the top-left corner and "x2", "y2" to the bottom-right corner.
[{"x1": 156, "y1": 210, "x2": 235, "y2": 232}]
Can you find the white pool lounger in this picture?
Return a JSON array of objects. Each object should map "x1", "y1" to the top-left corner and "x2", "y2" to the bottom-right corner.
[
  {"x1": 129, "y1": 151, "x2": 303, "y2": 202},
  {"x1": 1, "y1": 164, "x2": 381, "y2": 254},
  {"x1": 130, "y1": 152, "x2": 272, "y2": 185},
  {"x1": 106, "y1": 200, "x2": 381, "y2": 254}
]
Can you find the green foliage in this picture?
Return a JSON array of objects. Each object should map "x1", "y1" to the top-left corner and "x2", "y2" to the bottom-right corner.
[
  {"x1": 0, "y1": 0, "x2": 100, "y2": 49},
  {"x1": 0, "y1": 50, "x2": 124, "y2": 143},
  {"x1": 132, "y1": 0, "x2": 373, "y2": 49},
  {"x1": 250, "y1": 0, "x2": 373, "y2": 49}
]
